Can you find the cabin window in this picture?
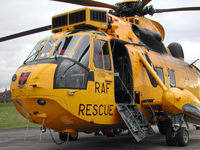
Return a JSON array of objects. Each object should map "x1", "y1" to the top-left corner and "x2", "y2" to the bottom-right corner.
[
  {"x1": 155, "y1": 67, "x2": 165, "y2": 84},
  {"x1": 144, "y1": 54, "x2": 158, "y2": 87},
  {"x1": 93, "y1": 39, "x2": 112, "y2": 71},
  {"x1": 101, "y1": 40, "x2": 111, "y2": 71},
  {"x1": 93, "y1": 39, "x2": 103, "y2": 69},
  {"x1": 168, "y1": 69, "x2": 176, "y2": 87}
]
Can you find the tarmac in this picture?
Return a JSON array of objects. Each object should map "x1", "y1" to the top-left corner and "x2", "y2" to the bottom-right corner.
[{"x1": 0, "y1": 126, "x2": 200, "y2": 150}]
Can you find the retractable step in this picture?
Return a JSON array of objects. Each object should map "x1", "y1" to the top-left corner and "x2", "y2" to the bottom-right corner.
[{"x1": 117, "y1": 104, "x2": 154, "y2": 142}]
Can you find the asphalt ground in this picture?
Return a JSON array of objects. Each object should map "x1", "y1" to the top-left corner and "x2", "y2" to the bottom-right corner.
[{"x1": 0, "y1": 126, "x2": 200, "y2": 150}]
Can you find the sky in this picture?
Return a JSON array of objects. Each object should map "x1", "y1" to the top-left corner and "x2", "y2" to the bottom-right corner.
[{"x1": 0, "y1": 0, "x2": 200, "y2": 91}]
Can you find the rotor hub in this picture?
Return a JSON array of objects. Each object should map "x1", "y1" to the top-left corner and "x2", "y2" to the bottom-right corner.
[{"x1": 121, "y1": 0, "x2": 140, "y2": 3}]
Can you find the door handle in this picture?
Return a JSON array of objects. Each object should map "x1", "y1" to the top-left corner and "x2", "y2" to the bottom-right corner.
[{"x1": 105, "y1": 77, "x2": 112, "y2": 82}]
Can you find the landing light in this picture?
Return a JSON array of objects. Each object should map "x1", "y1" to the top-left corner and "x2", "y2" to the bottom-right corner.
[
  {"x1": 12, "y1": 74, "x2": 17, "y2": 82},
  {"x1": 37, "y1": 99, "x2": 46, "y2": 106},
  {"x1": 68, "y1": 91, "x2": 75, "y2": 96}
]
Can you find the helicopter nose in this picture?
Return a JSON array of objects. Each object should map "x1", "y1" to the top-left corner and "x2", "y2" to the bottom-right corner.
[
  {"x1": 11, "y1": 63, "x2": 57, "y2": 91},
  {"x1": 10, "y1": 63, "x2": 71, "y2": 126}
]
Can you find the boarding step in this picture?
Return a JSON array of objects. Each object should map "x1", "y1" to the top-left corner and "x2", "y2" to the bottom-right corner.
[{"x1": 117, "y1": 104, "x2": 154, "y2": 142}]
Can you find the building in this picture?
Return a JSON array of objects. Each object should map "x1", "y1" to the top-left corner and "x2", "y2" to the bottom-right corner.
[{"x1": 0, "y1": 89, "x2": 12, "y2": 103}]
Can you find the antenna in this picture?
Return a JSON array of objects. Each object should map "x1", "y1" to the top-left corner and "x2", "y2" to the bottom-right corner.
[{"x1": 189, "y1": 59, "x2": 199, "y2": 67}]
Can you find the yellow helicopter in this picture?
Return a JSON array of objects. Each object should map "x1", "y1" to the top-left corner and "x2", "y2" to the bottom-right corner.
[{"x1": 0, "y1": 0, "x2": 200, "y2": 147}]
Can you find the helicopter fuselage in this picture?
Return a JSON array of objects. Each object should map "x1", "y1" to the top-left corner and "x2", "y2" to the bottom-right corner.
[{"x1": 10, "y1": 8, "x2": 200, "y2": 135}]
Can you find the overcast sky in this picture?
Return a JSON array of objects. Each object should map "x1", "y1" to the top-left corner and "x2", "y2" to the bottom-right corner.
[{"x1": 0, "y1": 0, "x2": 200, "y2": 91}]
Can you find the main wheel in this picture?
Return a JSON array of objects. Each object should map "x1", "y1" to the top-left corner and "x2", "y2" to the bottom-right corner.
[
  {"x1": 157, "y1": 120, "x2": 171, "y2": 135},
  {"x1": 59, "y1": 132, "x2": 78, "y2": 141},
  {"x1": 158, "y1": 126, "x2": 168, "y2": 135},
  {"x1": 176, "y1": 127, "x2": 189, "y2": 146},
  {"x1": 113, "y1": 128, "x2": 122, "y2": 135},
  {"x1": 69, "y1": 134, "x2": 79, "y2": 141},
  {"x1": 166, "y1": 128, "x2": 177, "y2": 146}
]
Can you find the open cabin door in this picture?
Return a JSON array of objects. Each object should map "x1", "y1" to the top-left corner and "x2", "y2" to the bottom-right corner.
[{"x1": 111, "y1": 40, "x2": 133, "y2": 104}]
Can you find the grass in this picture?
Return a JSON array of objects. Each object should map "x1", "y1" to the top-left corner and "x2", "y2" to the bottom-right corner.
[{"x1": 0, "y1": 103, "x2": 40, "y2": 129}]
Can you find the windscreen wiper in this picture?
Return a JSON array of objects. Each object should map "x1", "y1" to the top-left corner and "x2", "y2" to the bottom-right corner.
[{"x1": 23, "y1": 50, "x2": 41, "y2": 64}]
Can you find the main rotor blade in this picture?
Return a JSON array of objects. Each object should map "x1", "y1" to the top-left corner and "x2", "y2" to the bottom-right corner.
[
  {"x1": 155, "y1": 7, "x2": 200, "y2": 13},
  {"x1": 0, "y1": 25, "x2": 51, "y2": 42},
  {"x1": 139, "y1": 0, "x2": 152, "y2": 9},
  {"x1": 52, "y1": 0, "x2": 119, "y2": 11}
]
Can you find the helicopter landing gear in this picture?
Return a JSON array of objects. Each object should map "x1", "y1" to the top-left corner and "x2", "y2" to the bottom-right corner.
[
  {"x1": 166, "y1": 127, "x2": 177, "y2": 146},
  {"x1": 59, "y1": 132, "x2": 78, "y2": 141},
  {"x1": 157, "y1": 119, "x2": 171, "y2": 135},
  {"x1": 166, "y1": 127, "x2": 189, "y2": 146},
  {"x1": 177, "y1": 127, "x2": 189, "y2": 146},
  {"x1": 165, "y1": 114, "x2": 189, "y2": 146}
]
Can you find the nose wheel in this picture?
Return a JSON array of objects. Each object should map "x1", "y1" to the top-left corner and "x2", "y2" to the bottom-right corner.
[
  {"x1": 59, "y1": 132, "x2": 79, "y2": 141},
  {"x1": 166, "y1": 127, "x2": 189, "y2": 146}
]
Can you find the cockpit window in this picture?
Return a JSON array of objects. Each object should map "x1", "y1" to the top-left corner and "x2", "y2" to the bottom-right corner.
[
  {"x1": 93, "y1": 39, "x2": 103, "y2": 69},
  {"x1": 101, "y1": 40, "x2": 111, "y2": 70},
  {"x1": 38, "y1": 39, "x2": 57, "y2": 59},
  {"x1": 51, "y1": 35, "x2": 90, "y2": 67},
  {"x1": 64, "y1": 30, "x2": 106, "y2": 36},
  {"x1": 52, "y1": 35, "x2": 80, "y2": 58},
  {"x1": 93, "y1": 39, "x2": 112, "y2": 71},
  {"x1": 71, "y1": 35, "x2": 90, "y2": 67},
  {"x1": 54, "y1": 59, "x2": 89, "y2": 89},
  {"x1": 53, "y1": 35, "x2": 91, "y2": 89},
  {"x1": 25, "y1": 40, "x2": 47, "y2": 63}
]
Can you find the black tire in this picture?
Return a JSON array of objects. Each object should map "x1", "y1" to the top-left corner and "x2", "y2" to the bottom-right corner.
[
  {"x1": 166, "y1": 128, "x2": 177, "y2": 146},
  {"x1": 69, "y1": 134, "x2": 78, "y2": 141},
  {"x1": 59, "y1": 132, "x2": 67, "y2": 141},
  {"x1": 101, "y1": 129, "x2": 107, "y2": 136},
  {"x1": 59, "y1": 132, "x2": 78, "y2": 141},
  {"x1": 113, "y1": 128, "x2": 122, "y2": 135},
  {"x1": 177, "y1": 127, "x2": 189, "y2": 146},
  {"x1": 157, "y1": 120, "x2": 171, "y2": 135},
  {"x1": 158, "y1": 127, "x2": 167, "y2": 135}
]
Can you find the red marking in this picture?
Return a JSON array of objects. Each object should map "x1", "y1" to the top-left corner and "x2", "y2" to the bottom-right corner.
[
  {"x1": 19, "y1": 73, "x2": 29, "y2": 86},
  {"x1": 111, "y1": 17, "x2": 119, "y2": 23},
  {"x1": 81, "y1": 69, "x2": 86, "y2": 74},
  {"x1": 106, "y1": 129, "x2": 112, "y2": 135},
  {"x1": 60, "y1": 49, "x2": 66, "y2": 55},
  {"x1": 95, "y1": 54, "x2": 98, "y2": 61}
]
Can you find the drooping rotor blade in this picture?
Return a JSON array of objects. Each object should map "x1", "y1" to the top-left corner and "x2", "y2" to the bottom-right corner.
[
  {"x1": 0, "y1": 25, "x2": 51, "y2": 42},
  {"x1": 155, "y1": 7, "x2": 200, "y2": 14},
  {"x1": 139, "y1": 0, "x2": 152, "y2": 9},
  {"x1": 52, "y1": 0, "x2": 119, "y2": 11}
]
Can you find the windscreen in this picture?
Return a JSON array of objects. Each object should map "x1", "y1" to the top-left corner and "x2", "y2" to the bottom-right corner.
[
  {"x1": 53, "y1": 35, "x2": 91, "y2": 89},
  {"x1": 25, "y1": 32, "x2": 92, "y2": 68},
  {"x1": 37, "y1": 39, "x2": 57, "y2": 59},
  {"x1": 24, "y1": 40, "x2": 47, "y2": 63},
  {"x1": 51, "y1": 35, "x2": 90, "y2": 67},
  {"x1": 51, "y1": 35, "x2": 80, "y2": 58}
]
